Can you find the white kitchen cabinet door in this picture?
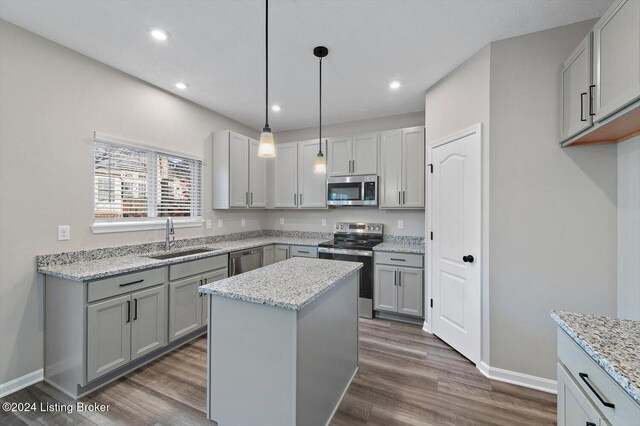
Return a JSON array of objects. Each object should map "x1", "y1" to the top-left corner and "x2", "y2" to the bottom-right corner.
[
  {"x1": 401, "y1": 127, "x2": 425, "y2": 208},
  {"x1": 593, "y1": 0, "x2": 640, "y2": 122},
  {"x1": 557, "y1": 363, "x2": 604, "y2": 426},
  {"x1": 130, "y1": 285, "x2": 167, "y2": 361},
  {"x1": 229, "y1": 132, "x2": 249, "y2": 208},
  {"x1": 379, "y1": 130, "x2": 403, "y2": 208},
  {"x1": 374, "y1": 265, "x2": 398, "y2": 312},
  {"x1": 273, "y1": 142, "x2": 298, "y2": 208},
  {"x1": 248, "y1": 138, "x2": 266, "y2": 208},
  {"x1": 169, "y1": 277, "x2": 202, "y2": 342},
  {"x1": 87, "y1": 295, "x2": 131, "y2": 382},
  {"x1": 561, "y1": 35, "x2": 593, "y2": 141},
  {"x1": 398, "y1": 267, "x2": 424, "y2": 317},
  {"x1": 352, "y1": 133, "x2": 378, "y2": 175},
  {"x1": 328, "y1": 137, "x2": 352, "y2": 176},
  {"x1": 298, "y1": 139, "x2": 327, "y2": 208}
]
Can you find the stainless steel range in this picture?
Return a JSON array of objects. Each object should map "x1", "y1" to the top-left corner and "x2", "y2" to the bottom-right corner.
[{"x1": 318, "y1": 222, "x2": 383, "y2": 318}]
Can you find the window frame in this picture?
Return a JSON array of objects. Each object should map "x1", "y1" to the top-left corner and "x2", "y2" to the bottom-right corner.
[{"x1": 91, "y1": 133, "x2": 204, "y2": 234}]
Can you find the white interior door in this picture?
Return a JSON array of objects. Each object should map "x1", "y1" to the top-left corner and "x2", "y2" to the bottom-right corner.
[{"x1": 429, "y1": 124, "x2": 481, "y2": 364}]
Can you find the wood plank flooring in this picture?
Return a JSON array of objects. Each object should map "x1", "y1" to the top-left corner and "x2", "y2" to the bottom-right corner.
[{"x1": 0, "y1": 318, "x2": 556, "y2": 425}]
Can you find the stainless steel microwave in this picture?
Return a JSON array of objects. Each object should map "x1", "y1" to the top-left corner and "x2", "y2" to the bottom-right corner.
[{"x1": 327, "y1": 175, "x2": 378, "y2": 206}]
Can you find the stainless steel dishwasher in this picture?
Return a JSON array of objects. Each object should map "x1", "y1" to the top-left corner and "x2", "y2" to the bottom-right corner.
[{"x1": 228, "y1": 247, "x2": 263, "y2": 276}]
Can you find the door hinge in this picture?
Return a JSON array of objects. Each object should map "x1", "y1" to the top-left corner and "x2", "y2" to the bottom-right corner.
[
  {"x1": 430, "y1": 299, "x2": 433, "y2": 308},
  {"x1": 430, "y1": 231, "x2": 433, "y2": 240},
  {"x1": 427, "y1": 163, "x2": 433, "y2": 173}
]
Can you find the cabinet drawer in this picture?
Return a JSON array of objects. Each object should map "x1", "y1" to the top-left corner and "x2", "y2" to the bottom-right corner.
[
  {"x1": 290, "y1": 246, "x2": 318, "y2": 258},
  {"x1": 169, "y1": 254, "x2": 228, "y2": 281},
  {"x1": 375, "y1": 252, "x2": 423, "y2": 268},
  {"x1": 87, "y1": 268, "x2": 166, "y2": 303},
  {"x1": 558, "y1": 329, "x2": 640, "y2": 425}
]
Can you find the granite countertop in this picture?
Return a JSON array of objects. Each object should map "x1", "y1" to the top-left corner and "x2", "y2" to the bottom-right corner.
[
  {"x1": 551, "y1": 310, "x2": 640, "y2": 404},
  {"x1": 198, "y1": 257, "x2": 362, "y2": 310},
  {"x1": 373, "y1": 242, "x2": 425, "y2": 254},
  {"x1": 37, "y1": 236, "x2": 329, "y2": 281}
]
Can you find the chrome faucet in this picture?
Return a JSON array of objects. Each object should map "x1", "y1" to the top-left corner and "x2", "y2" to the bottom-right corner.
[{"x1": 165, "y1": 218, "x2": 175, "y2": 251}]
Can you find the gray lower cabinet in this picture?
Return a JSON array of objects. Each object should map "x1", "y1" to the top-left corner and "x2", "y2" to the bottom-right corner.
[
  {"x1": 200, "y1": 268, "x2": 227, "y2": 326},
  {"x1": 374, "y1": 253, "x2": 424, "y2": 318},
  {"x1": 87, "y1": 294, "x2": 131, "y2": 382},
  {"x1": 169, "y1": 277, "x2": 203, "y2": 341},
  {"x1": 263, "y1": 244, "x2": 275, "y2": 266},
  {"x1": 557, "y1": 363, "x2": 604, "y2": 426},
  {"x1": 290, "y1": 246, "x2": 318, "y2": 258},
  {"x1": 130, "y1": 285, "x2": 167, "y2": 360},
  {"x1": 274, "y1": 245, "x2": 290, "y2": 263}
]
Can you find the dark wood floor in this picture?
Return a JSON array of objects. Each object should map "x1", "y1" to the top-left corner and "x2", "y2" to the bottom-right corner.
[{"x1": 1, "y1": 318, "x2": 556, "y2": 425}]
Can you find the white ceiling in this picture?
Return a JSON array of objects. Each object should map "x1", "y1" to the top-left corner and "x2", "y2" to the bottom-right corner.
[{"x1": 0, "y1": 0, "x2": 610, "y2": 131}]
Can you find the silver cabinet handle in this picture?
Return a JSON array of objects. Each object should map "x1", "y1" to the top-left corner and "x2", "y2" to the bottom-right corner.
[
  {"x1": 294, "y1": 193, "x2": 297, "y2": 206},
  {"x1": 352, "y1": 160, "x2": 355, "y2": 173},
  {"x1": 402, "y1": 191, "x2": 406, "y2": 205},
  {"x1": 250, "y1": 192, "x2": 254, "y2": 205},
  {"x1": 246, "y1": 192, "x2": 249, "y2": 206},
  {"x1": 398, "y1": 191, "x2": 401, "y2": 205},
  {"x1": 231, "y1": 258, "x2": 236, "y2": 276},
  {"x1": 300, "y1": 193, "x2": 303, "y2": 205}
]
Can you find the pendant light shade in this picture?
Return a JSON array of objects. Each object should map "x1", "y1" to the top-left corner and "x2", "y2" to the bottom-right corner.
[
  {"x1": 258, "y1": 0, "x2": 276, "y2": 158},
  {"x1": 314, "y1": 46, "x2": 328, "y2": 175}
]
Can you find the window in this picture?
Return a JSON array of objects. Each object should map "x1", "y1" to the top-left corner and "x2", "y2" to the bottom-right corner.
[{"x1": 93, "y1": 138, "x2": 202, "y2": 231}]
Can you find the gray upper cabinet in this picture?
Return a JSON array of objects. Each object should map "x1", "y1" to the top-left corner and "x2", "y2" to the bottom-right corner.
[
  {"x1": 327, "y1": 137, "x2": 352, "y2": 176},
  {"x1": 380, "y1": 127, "x2": 425, "y2": 208},
  {"x1": 212, "y1": 130, "x2": 266, "y2": 209},
  {"x1": 560, "y1": 34, "x2": 593, "y2": 142},
  {"x1": 592, "y1": 0, "x2": 640, "y2": 123},
  {"x1": 87, "y1": 294, "x2": 131, "y2": 382},
  {"x1": 298, "y1": 139, "x2": 327, "y2": 208},
  {"x1": 169, "y1": 277, "x2": 202, "y2": 341},
  {"x1": 328, "y1": 134, "x2": 378, "y2": 176},
  {"x1": 273, "y1": 142, "x2": 298, "y2": 208},
  {"x1": 130, "y1": 285, "x2": 167, "y2": 361}
]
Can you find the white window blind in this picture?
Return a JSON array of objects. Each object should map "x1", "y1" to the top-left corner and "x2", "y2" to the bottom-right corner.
[{"x1": 94, "y1": 140, "x2": 202, "y2": 221}]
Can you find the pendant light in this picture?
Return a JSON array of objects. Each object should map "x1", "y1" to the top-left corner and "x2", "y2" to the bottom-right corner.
[
  {"x1": 258, "y1": 0, "x2": 276, "y2": 157},
  {"x1": 314, "y1": 46, "x2": 328, "y2": 174}
]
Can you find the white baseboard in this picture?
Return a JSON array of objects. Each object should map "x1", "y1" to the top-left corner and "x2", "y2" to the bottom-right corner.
[
  {"x1": 0, "y1": 369, "x2": 43, "y2": 398},
  {"x1": 477, "y1": 362, "x2": 557, "y2": 394}
]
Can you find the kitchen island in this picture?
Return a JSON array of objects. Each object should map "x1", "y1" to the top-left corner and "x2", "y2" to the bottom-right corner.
[{"x1": 198, "y1": 257, "x2": 362, "y2": 426}]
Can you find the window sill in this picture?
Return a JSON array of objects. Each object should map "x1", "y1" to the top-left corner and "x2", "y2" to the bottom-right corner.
[{"x1": 91, "y1": 219, "x2": 204, "y2": 234}]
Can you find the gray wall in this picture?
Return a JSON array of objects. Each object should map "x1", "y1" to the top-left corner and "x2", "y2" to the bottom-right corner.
[
  {"x1": 488, "y1": 20, "x2": 617, "y2": 380},
  {"x1": 424, "y1": 45, "x2": 492, "y2": 362},
  {"x1": 0, "y1": 20, "x2": 264, "y2": 385},
  {"x1": 618, "y1": 136, "x2": 640, "y2": 320},
  {"x1": 270, "y1": 112, "x2": 426, "y2": 236}
]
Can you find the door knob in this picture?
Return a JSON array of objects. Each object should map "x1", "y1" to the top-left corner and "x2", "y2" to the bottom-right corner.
[{"x1": 462, "y1": 255, "x2": 475, "y2": 263}]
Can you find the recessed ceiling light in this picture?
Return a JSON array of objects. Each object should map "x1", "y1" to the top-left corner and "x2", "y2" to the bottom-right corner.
[
  {"x1": 175, "y1": 82, "x2": 188, "y2": 90},
  {"x1": 149, "y1": 28, "x2": 169, "y2": 41},
  {"x1": 272, "y1": 105, "x2": 281, "y2": 112},
  {"x1": 389, "y1": 80, "x2": 402, "y2": 89}
]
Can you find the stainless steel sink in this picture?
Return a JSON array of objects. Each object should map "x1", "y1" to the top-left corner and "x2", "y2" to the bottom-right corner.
[{"x1": 147, "y1": 248, "x2": 219, "y2": 260}]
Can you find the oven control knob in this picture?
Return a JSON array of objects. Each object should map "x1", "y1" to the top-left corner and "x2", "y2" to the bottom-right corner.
[
  {"x1": 335, "y1": 225, "x2": 339, "y2": 229},
  {"x1": 339, "y1": 225, "x2": 343, "y2": 229}
]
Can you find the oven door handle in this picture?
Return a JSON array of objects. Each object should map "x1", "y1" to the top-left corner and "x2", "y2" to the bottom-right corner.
[{"x1": 318, "y1": 247, "x2": 374, "y2": 257}]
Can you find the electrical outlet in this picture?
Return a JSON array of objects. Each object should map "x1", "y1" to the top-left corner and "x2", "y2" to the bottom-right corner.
[
  {"x1": 321, "y1": 218, "x2": 327, "y2": 227},
  {"x1": 280, "y1": 217, "x2": 285, "y2": 225},
  {"x1": 206, "y1": 219, "x2": 212, "y2": 229},
  {"x1": 57, "y1": 225, "x2": 71, "y2": 241},
  {"x1": 217, "y1": 219, "x2": 223, "y2": 228},
  {"x1": 397, "y1": 220, "x2": 404, "y2": 229},
  {"x1": 241, "y1": 218, "x2": 246, "y2": 227}
]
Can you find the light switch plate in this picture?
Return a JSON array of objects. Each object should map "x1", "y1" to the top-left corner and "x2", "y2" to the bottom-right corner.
[
  {"x1": 57, "y1": 225, "x2": 71, "y2": 241},
  {"x1": 241, "y1": 218, "x2": 246, "y2": 227},
  {"x1": 280, "y1": 218, "x2": 285, "y2": 225},
  {"x1": 217, "y1": 219, "x2": 223, "y2": 228},
  {"x1": 321, "y1": 218, "x2": 327, "y2": 227},
  {"x1": 206, "y1": 219, "x2": 212, "y2": 229},
  {"x1": 397, "y1": 220, "x2": 404, "y2": 229}
]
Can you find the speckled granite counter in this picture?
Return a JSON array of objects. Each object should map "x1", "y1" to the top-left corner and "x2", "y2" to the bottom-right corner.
[
  {"x1": 373, "y1": 242, "x2": 425, "y2": 254},
  {"x1": 198, "y1": 257, "x2": 362, "y2": 310},
  {"x1": 37, "y1": 235, "x2": 330, "y2": 281},
  {"x1": 551, "y1": 310, "x2": 640, "y2": 404}
]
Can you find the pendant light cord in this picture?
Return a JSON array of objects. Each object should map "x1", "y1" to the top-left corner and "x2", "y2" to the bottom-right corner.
[
  {"x1": 319, "y1": 56, "x2": 322, "y2": 153},
  {"x1": 265, "y1": 0, "x2": 269, "y2": 129}
]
